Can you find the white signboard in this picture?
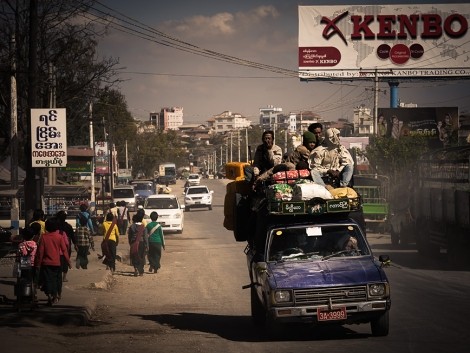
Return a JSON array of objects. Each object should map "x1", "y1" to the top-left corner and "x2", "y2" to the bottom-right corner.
[
  {"x1": 299, "y1": 4, "x2": 470, "y2": 79},
  {"x1": 30, "y1": 108, "x2": 67, "y2": 168}
]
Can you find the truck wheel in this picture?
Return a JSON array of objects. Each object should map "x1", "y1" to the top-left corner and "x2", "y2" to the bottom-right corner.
[
  {"x1": 251, "y1": 287, "x2": 266, "y2": 327},
  {"x1": 185, "y1": 206, "x2": 190, "y2": 212},
  {"x1": 208, "y1": 205, "x2": 212, "y2": 210},
  {"x1": 370, "y1": 311, "x2": 389, "y2": 336}
]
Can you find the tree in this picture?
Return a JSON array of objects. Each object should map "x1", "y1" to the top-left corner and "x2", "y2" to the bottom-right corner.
[
  {"x1": 364, "y1": 136, "x2": 429, "y2": 180},
  {"x1": 130, "y1": 129, "x2": 186, "y2": 178},
  {"x1": 0, "y1": 0, "x2": 122, "y2": 167},
  {"x1": 92, "y1": 88, "x2": 136, "y2": 168}
]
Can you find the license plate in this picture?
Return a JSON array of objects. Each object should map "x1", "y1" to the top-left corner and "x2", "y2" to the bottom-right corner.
[
  {"x1": 195, "y1": 201, "x2": 200, "y2": 204},
  {"x1": 317, "y1": 307, "x2": 347, "y2": 321}
]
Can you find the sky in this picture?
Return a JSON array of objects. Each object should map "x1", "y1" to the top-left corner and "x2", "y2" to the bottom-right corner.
[{"x1": 94, "y1": 0, "x2": 470, "y2": 124}]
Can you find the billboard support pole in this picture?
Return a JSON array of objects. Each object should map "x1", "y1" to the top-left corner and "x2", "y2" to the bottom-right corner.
[
  {"x1": 389, "y1": 81, "x2": 400, "y2": 108},
  {"x1": 374, "y1": 69, "x2": 379, "y2": 136}
]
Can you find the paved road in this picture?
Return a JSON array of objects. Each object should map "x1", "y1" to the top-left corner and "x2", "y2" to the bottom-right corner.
[{"x1": 1, "y1": 178, "x2": 469, "y2": 353}]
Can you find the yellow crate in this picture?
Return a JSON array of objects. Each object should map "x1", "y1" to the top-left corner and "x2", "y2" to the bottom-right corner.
[{"x1": 225, "y1": 162, "x2": 249, "y2": 181}]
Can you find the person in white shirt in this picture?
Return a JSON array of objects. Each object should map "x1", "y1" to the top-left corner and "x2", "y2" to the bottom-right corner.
[{"x1": 309, "y1": 128, "x2": 354, "y2": 188}]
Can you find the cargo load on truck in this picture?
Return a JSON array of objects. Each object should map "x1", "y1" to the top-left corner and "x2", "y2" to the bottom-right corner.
[{"x1": 223, "y1": 163, "x2": 366, "y2": 252}]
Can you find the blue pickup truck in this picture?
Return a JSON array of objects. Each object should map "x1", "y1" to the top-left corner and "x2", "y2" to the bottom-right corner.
[{"x1": 241, "y1": 196, "x2": 391, "y2": 337}]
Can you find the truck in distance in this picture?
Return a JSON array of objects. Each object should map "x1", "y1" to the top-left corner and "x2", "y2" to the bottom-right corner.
[{"x1": 157, "y1": 162, "x2": 177, "y2": 185}]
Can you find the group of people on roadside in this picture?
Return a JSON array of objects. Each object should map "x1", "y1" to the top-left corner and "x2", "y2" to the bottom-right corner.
[
  {"x1": 99, "y1": 202, "x2": 165, "y2": 277},
  {"x1": 252, "y1": 123, "x2": 354, "y2": 190},
  {"x1": 18, "y1": 208, "x2": 78, "y2": 306},
  {"x1": 16, "y1": 199, "x2": 167, "y2": 306}
]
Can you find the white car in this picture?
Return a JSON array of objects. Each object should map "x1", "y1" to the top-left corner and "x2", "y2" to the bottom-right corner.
[
  {"x1": 187, "y1": 173, "x2": 201, "y2": 186},
  {"x1": 184, "y1": 185, "x2": 213, "y2": 211},
  {"x1": 144, "y1": 194, "x2": 184, "y2": 234}
]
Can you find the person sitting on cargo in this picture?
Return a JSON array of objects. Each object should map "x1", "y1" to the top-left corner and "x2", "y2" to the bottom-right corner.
[
  {"x1": 307, "y1": 122, "x2": 324, "y2": 149},
  {"x1": 309, "y1": 128, "x2": 354, "y2": 189},
  {"x1": 253, "y1": 130, "x2": 283, "y2": 179},
  {"x1": 283, "y1": 130, "x2": 317, "y2": 171}
]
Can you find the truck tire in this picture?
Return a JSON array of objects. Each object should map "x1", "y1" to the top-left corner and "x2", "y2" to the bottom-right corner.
[
  {"x1": 251, "y1": 287, "x2": 266, "y2": 327},
  {"x1": 370, "y1": 311, "x2": 389, "y2": 337}
]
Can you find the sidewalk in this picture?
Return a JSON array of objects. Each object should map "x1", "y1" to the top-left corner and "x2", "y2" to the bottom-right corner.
[{"x1": 0, "y1": 234, "x2": 129, "y2": 326}]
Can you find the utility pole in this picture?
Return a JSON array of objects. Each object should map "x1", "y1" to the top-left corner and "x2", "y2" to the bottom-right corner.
[
  {"x1": 374, "y1": 69, "x2": 379, "y2": 136},
  {"x1": 24, "y1": 0, "x2": 42, "y2": 223},
  {"x1": 47, "y1": 63, "x2": 56, "y2": 186},
  {"x1": 230, "y1": 132, "x2": 233, "y2": 162},
  {"x1": 89, "y1": 102, "x2": 95, "y2": 211},
  {"x1": 10, "y1": 34, "x2": 19, "y2": 234},
  {"x1": 245, "y1": 128, "x2": 249, "y2": 163},
  {"x1": 125, "y1": 140, "x2": 129, "y2": 169},
  {"x1": 237, "y1": 129, "x2": 240, "y2": 162}
]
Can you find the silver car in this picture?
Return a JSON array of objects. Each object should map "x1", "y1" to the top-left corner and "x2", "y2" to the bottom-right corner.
[{"x1": 187, "y1": 173, "x2": 201, "y2": 186}]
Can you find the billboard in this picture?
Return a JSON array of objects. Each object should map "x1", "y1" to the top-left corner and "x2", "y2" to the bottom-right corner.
[
  {"x1": 299, "y1": 4, "x2": 470, "y2": 80},
  {"x1": 377, "y1": 106, "x2": 459, "y2": 148},
  {"x1": 30, "y1": 108, "x2": 67, "y2": 168},
  {"x1": 95, "y1": 141, "x2": 109, "y2": 175}
]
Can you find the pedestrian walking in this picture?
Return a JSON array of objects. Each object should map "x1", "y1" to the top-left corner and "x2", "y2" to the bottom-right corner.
[
  {"x1": 146, "y1": 211, "x2": 165, "y2": 273},
  {"x1": 56, "y1": 210, "x2": 76, "y2": 283},
  {"x1": 117, "y1": 200, "x2": 129, "y2": 235},
  {"x1": 35, "y1": 217, "x2": 71, "y2": 305},
  {"x1": 76, "y1": 203, "x2": 95, "y2": 235},
  {"x1": 74, "y1": 213, "x2": 94, "y2": 270},
  {"x1": 99, "y1": 212, "x2": 119, "y2": 273},
  {"x1": 128, "y1": 213, "x2": 148, "y2": 276},
  {"x1": 29, "y1": 208, "x2": 46, "y2": 243}
]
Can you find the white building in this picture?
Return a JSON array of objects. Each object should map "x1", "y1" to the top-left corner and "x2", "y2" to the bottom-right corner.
[
  {"x1": 161, "y1": 107, "x2": 184, "y2": 130},
  {"x1": 149, "y1": 107, "x2": 184, "y2": 131},
  {"x1": 206, "y1": 111, "x2": 251, "y2": 133},
  {"x1": 259, "y1": 105, "x2": 283, "y2": 130},
  {"x1": 353, "y1": 105, "x2": 374, "y2": 135}
]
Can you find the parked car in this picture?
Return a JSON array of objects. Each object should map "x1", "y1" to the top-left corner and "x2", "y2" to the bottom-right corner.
[
  {"x1": 183, "y1": 185, "x2": 213, "y2": 211},
  {"x1": 187, "y1": 173, "x2": 201, "y2": 186},
  {"x1": 144, "y1": 194, "x2": 184, "y2": 234}
]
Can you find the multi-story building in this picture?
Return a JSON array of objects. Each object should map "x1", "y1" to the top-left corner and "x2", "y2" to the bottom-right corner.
[
  {"x1": 259, "y1": 105, "x2": 283, "y2": 131},
  {"x1": 206, "y1": 111, "x2": 251, "y2": 133},
  {"x1": 353, "y1": 105, "x2": 374, "y2": 135},
  {"x1": 149, "y1": 107, "x2": 184, "y2": 130}
]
